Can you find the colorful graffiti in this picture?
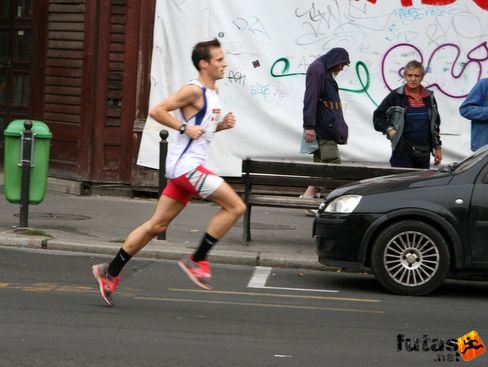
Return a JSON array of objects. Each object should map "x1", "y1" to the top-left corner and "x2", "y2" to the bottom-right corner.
[
  {"x1": 269, "y1": 39, "x2": 488, "y2": 106},
  {"x1": 268, "y1": 0, "x2": 488, "y2": 105},
  {"x1": 270, "y1": 57, "x2": 376, "y2": 104},
  {"x1": 355, "y1": 0, "x2": 488, "y2": 11},
  {"x1": 270, "y1": 41, "x2": 488, "y2": 105},
  {"x1": 382, "y1": 42, "x2": 488, "y2": 98}
]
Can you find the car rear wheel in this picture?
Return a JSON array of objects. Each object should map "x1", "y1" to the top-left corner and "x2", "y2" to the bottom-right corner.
[{"x1": 371, "y1": 220, "x2": 450, "y2": 296}]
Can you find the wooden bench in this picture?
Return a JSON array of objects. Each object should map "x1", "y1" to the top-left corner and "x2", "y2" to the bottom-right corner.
[{"x1": 241, "y1": 158, "x2": 415, "y2": 241}]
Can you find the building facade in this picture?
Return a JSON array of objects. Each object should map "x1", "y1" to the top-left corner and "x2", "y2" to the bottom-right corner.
[{"x1": 0, "y1": 0, "x2": 158, "y2": 189}]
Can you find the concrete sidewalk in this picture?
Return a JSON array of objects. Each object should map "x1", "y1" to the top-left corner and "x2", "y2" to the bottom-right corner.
[{"x1": 0, "y1": 177, "x2": 324, "y2": 270}]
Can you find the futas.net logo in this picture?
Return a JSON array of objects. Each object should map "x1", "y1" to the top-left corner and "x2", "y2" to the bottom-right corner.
[
  {"x1": 397, "y1": 330, "x2": 485, "y2": 362},
  {"x1": 457, "y1": 331, "x2": 485, "y2": 362}
]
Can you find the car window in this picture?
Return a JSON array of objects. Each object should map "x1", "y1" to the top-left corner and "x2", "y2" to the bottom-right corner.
[{"x1": 448, "y1": 146, "x2": 488, "y2": 173}]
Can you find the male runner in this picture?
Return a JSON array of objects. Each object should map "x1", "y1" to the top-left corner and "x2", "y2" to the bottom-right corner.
[{"x1": 92, "y1": 38, "x2": 246, "y2": 306}]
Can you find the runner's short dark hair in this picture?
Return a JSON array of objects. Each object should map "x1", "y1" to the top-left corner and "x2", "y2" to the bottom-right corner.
[{"x1": 192, "y1": 39, "x2": 221, "y2": 70}]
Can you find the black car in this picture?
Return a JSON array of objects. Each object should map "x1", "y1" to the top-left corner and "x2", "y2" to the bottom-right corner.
[{"x1": 313, "y1": 146, "x2": 488, "y2": 296}]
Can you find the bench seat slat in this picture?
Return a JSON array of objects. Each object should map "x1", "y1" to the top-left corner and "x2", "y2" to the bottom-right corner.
[
  {"x1": 247, "y1": 175, "x2": 352, "y2": 189},
  {"x1": 248, "y1": 194, "x2": 322, "y2": 209}
]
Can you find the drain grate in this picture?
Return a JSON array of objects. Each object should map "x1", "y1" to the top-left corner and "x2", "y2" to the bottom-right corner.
[{"x1": 14, "y1": 212, "x2": 91, "y2": 221}]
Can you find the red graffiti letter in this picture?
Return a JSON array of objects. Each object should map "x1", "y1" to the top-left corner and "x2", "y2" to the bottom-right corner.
[
  {"x1": 356, "y1": 0, "x2": 487, "y2": 11},
  {"x1": 473, "y1": 0, "x2": 488, "y2": 11},
  {"x1": 421, "y1": 0, "x2": 456, "y2": 5}
]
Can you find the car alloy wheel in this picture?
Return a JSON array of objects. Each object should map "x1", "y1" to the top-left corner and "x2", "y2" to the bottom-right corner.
[
  {"x1": 383, "y1": 230, "x2": 439, "y2": 286},
  {"x1": 371, "y1": 220, "x2": 450, "y2": 295}
]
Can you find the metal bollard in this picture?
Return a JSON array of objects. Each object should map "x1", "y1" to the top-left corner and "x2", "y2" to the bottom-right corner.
[
  {"x1": 157, "y1": 130, "x2": 169, "y2": 240},
  {"x1": 19, "y1": 120, "x2": 33, "y2": 228}
]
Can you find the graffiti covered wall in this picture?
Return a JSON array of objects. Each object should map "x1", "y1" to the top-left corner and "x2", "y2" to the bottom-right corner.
[{"x1": 138, "y1": 0, "x2": 488, "y2": 175}]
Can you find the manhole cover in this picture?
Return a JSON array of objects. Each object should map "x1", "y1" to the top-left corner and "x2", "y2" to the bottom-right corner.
[
  {"x1": 14, "y1": 212, "x2": 91, "y2": 221},
  {"x1": 235, "y1": 223, "x2": 296, "y2": 230}
]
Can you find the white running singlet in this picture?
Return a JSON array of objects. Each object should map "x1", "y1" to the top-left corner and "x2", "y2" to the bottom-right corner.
[{"x1": 165, "y1": 80, "x2": 222, "y2": 179}]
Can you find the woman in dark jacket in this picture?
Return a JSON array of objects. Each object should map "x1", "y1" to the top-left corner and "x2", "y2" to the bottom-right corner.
[
  {"x1": 373, "y1": 60, "x2": 442, "y2": 168},
  {"x1": 301, "y1": 48, "x2": 350, "y2": 203}
]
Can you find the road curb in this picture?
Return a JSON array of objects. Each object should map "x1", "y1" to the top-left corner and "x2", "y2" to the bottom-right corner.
[{"x1": 0, "y1": 234, "x2": 325, "y2": 271}]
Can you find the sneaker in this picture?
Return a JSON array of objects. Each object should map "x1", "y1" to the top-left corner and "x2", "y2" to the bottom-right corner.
[
  {"x1": 299, "y1": 193, "x2": 321, "y2": 199},
  {"x1": 178, "y1": 257, "x2": 213, "y2": 290},
  {"x1": 301, "y1": 194, "x2": 320, "y2": 216},
  {"x1": 92, "y1": 263, "x2": 120, "y2": 306},
  {"x1": 305, "y1": 209, "x2": 318, "y2": 217}
]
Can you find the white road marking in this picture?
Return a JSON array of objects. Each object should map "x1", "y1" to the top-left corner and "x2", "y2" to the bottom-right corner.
[
  {"x1": 247, "y1": 266, "x2": 272, "y2": 288},
  {"x1": 247, "y1": 266, "x2": 340, "y2": 293}
]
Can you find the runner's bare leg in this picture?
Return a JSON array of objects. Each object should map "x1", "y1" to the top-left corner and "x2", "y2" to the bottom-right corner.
[
  {"x1": 122, "y1": 195, "x2": 185, "y2": 256},
  {"x1": 205, "y1": 181, "x2": 246, "y2": 239}
]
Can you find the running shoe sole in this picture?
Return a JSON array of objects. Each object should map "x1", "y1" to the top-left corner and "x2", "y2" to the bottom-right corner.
[
  {"x1": 92, "y1": 265, "x2": 115, "y2": 306},
  {"x1": 178, "y1": 260, "x2": 213, "y2": 290}
]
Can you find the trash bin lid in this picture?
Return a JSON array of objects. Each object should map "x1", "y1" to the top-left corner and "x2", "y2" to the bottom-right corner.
[{"x1": 4, "y1": 119, "x2": 52, "y2": 139}]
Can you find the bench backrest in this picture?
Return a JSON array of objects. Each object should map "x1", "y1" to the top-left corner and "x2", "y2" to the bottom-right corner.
[{"x1": 242, "y1": 158, "x2": 417, "y2": 192}]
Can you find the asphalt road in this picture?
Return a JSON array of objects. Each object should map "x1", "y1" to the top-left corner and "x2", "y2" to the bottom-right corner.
[{"x1": 0, "y1": 246, "x2": 487, "y2": 367}]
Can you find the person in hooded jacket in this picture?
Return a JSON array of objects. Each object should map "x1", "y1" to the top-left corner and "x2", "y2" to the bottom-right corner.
[{"x1": 301, "y1": 47, "x2": 350, "y2": 202}]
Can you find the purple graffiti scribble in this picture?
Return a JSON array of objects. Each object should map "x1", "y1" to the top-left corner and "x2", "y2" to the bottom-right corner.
[
  {"x1": 426, "y1": 42, "x2": 487, "y2": 97},
  {"x1": 382, "y1": 42, "x2": 488, "y2": 98},
  {"x1": 382, "y1": 43, "x2": 423, "y2": 87}
]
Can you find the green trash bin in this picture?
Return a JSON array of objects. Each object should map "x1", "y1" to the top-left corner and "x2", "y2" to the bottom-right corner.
[{"x1": 3, "y1": 120, "x2": 52, "y2": 204}]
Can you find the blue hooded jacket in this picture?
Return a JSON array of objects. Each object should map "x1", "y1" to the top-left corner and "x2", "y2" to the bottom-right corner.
[
  {"x1": 303, "y1": 48, "x2": 350, "y2": 144},
  {"x1": 459, "y1": 78, "x2": 488, "y2": 151}
]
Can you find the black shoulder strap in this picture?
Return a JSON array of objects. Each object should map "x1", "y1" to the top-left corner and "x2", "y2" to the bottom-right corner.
[{"x1": 178, "y1": 85, "x2": 207, "y2": 159}]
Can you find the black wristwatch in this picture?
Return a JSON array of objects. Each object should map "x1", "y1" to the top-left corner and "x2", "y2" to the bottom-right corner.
[{"x1": 178, "y1": 124, "x2": 187, "y2": 134}]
